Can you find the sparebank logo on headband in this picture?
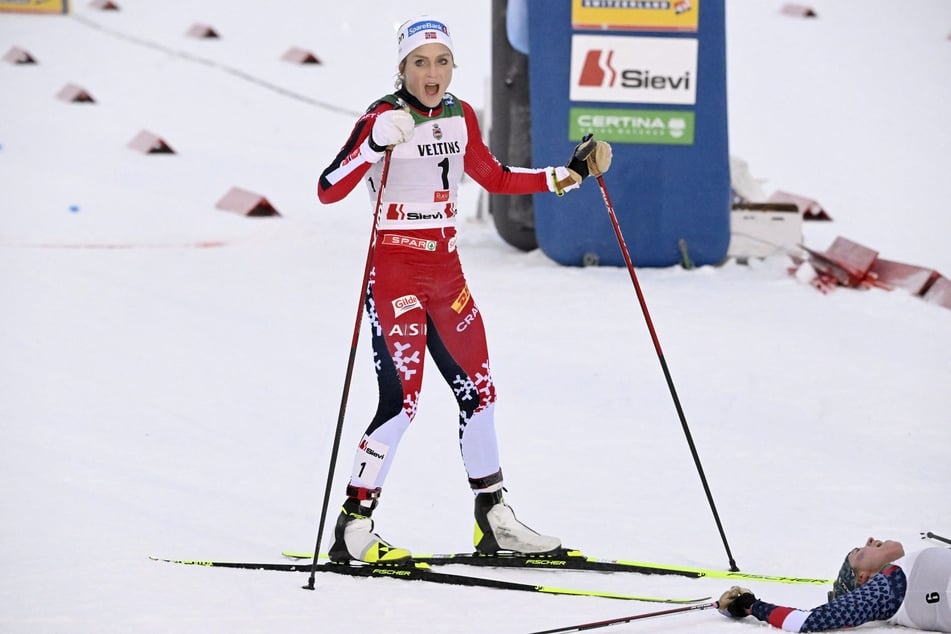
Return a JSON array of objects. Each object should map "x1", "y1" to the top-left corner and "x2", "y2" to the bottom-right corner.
[
  {"x1": 570, "y1": 34, "x2": 697, "y2": 105},
  {"x1": 408, "y1": 20, "x2": 449, "y2": 37}
]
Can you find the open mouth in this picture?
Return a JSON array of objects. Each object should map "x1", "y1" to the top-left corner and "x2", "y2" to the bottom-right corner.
[{"x1": 425, "y1": 83, "x2": 440, "y2": 97}]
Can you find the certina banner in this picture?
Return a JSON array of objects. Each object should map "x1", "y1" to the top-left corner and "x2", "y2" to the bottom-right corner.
[
  {"x1": 569, "y1": 107, "x2": 695, "y2": 145},
  {"x1": 570, "y1": 34, "x2": 698, "y2": 106}
]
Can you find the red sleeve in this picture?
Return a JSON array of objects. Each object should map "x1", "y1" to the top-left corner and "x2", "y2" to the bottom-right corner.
[
  {"x1": 461, "y1": 100, "x2": 550, "y2": 195},
  {"x1": 316, "y1": 102, "x2": 392, "y2": 204}
]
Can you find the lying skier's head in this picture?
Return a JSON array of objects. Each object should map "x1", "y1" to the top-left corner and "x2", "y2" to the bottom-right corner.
[{"x1": 828, "y1": 537, "x2": 904, "y2": 601}]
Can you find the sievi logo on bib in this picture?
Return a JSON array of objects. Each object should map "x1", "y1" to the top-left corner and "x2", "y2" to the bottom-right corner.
[{"x1": 359, "y1": 437, "x2": 387, "y2": 461}]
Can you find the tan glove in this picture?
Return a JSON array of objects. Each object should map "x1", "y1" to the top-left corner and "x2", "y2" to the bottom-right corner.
[
  {"x1": 585, "y1": 140, "x2": 612, "y2": 177},
  {"x1": 566, "y1": 137, "x2": 613, "y2": 179},
  {"x1": 548, "y1": 166, "x2": 582, "y2": 196},
  {"x1": 717, "y1": 585, "x2": 756, "y2": 617}
]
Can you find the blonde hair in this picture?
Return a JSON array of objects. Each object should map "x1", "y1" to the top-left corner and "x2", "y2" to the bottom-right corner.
[{"x1": 394, "y1": 60, "x2": 406, "y2": 90}]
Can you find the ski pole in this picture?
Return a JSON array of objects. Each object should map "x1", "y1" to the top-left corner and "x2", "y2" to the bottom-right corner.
[
  {"x1": 304, "y1": 147, "x2": 393, "y2": 591},
  {"x1": 921, "y1": 531, "x2": 951, "y2": 546},
  {"x1": 591, "y1": 156, "x2": 739, "y2": 572},
  {"x1": 528, "y1": 601, "x2": 718, "y2": 634}
]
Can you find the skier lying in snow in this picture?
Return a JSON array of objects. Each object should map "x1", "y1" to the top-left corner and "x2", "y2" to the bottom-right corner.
[{"x1": 717, "y1": 537, "x2": 951, "y2": 632}]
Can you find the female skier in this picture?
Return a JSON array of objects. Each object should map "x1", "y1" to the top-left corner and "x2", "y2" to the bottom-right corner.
[
  {"x1": 717, "y1": 537, "x2": 951, "y2": 632},
  {"x1": 316, "y1": 15, "x2": 612, "y2": 564}
]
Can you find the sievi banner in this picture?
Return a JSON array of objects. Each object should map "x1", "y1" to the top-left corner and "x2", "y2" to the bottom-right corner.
[
  {"x1": 527, "y1": 0, "x2": 729, "y2": 267},
  {"x1": 570, "y1": 34, "x2": 698, "y2": 105}
]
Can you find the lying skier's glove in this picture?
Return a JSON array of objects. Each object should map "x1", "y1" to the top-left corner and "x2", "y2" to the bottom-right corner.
[{"x1": 717, "y1": 586, "x2": 756, "y2": 618}]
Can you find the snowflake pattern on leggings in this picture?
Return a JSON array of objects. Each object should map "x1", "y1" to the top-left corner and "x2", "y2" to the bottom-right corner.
[
  {"x1": 451, "y1": 372, "x2": 478, "y2": 404},
  {"x1": 454, "y1": 362, "x2": 496, "y2": 439},
  {"x1": 403, "y1": 390, "x2": 419, "y2": 419},
  {"x1": 391, "y1": 340, "x2": 420, "y2": 381},
  {"x1": 474, "y1": 361, "x2": 494, "y2": 402}
]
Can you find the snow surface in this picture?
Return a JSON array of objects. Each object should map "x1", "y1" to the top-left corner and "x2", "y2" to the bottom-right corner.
[{"x1": 1, "y1": 1, "x2": 949, "y2": 632}]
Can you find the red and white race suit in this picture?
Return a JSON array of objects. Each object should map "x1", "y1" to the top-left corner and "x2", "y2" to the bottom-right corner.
[{"x1": 318, "y1": 88, "x2": 557, "y2": 497}]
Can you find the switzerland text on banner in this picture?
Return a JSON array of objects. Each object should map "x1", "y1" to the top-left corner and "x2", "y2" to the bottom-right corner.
[
  {"x1": 0, "y1": 0, "x2": 69, "y2": 14},
  {"x1": 571, "y1": 0, "x2": 698, "y2": 32}
]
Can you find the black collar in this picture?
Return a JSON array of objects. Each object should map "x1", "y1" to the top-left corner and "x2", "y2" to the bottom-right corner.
[{"x1": 396, "y1": 88, "x2": 443, "y2": 117}]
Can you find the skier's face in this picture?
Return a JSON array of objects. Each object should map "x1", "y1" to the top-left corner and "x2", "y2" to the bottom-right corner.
[
  {"x1": 847, "y1": 537, "x2": 904, "y2": 584},
  {"x1": 401, "y1": 43, "x2": 453, "y2": 109}
]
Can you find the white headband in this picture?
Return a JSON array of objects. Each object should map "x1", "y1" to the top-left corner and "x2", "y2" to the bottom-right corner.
[{"x1": 397, "y1": 16, "x2": 454, "y2": 65}]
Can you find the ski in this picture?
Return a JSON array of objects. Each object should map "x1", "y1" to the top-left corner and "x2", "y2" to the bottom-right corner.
[
  {"x1": 281, "y1": 548, "x2": 833, "y2": 585},
  {"x1": 149, "y1": 556, "x2": 707, "y2": 603}
]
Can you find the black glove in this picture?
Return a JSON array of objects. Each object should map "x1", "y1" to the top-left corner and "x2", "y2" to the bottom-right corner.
[
  {"x1": 731, "y1": 592, "x2": 757, "y2": 617},
  {"x1": 566, "y1": 134, "x2": 612, "y2": 179},
  {"x1": 718, "y1": 586, "x2": 757, "y2": 618}
]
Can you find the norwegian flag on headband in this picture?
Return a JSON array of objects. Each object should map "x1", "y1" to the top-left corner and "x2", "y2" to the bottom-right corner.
[{"x1": 425, "y1": 32, "x2": 436, "y2": 40}]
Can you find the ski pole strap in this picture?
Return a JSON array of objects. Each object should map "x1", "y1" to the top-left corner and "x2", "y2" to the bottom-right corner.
[{"x1": 469, "y1": 469, "x2": 503, "y2": 492}]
